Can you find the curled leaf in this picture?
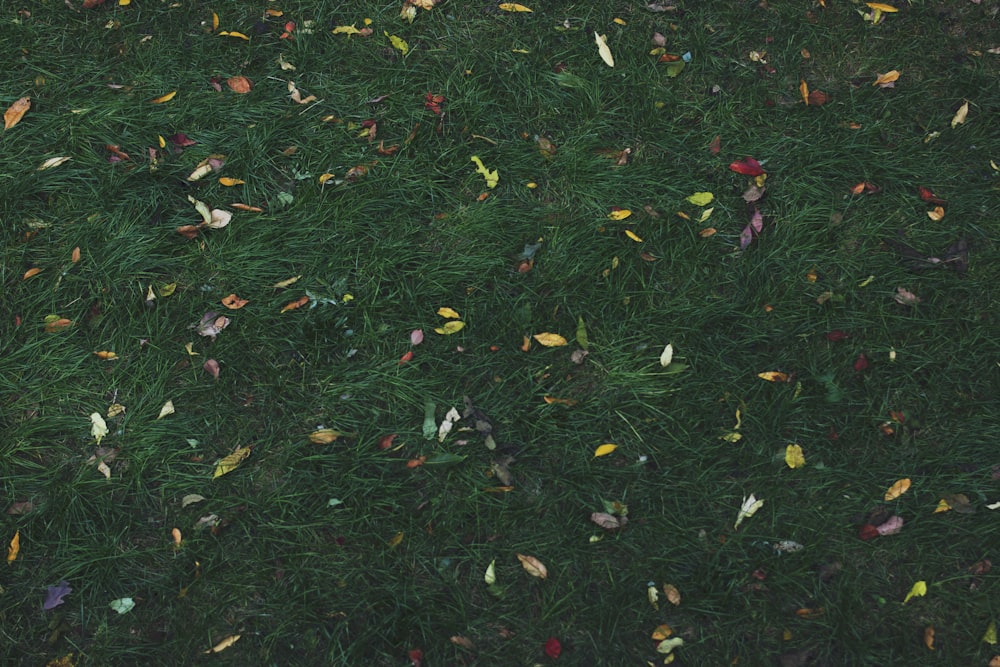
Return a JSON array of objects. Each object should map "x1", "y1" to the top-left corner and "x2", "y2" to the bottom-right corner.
[
  {"x1": 516, "y1": 553, "x2": 547, "y2": 579},
  {"x1": 903, "y1": 580, "x2": 927, "y2": 604},
  {"x1": 3, "y1": 97, "x2": 30, "y2": 130}
]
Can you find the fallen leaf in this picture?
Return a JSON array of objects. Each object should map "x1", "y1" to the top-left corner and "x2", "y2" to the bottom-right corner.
[
  {"x1": 985, "y1": 621, "x2": 997, "y2": 644},
  {"x1": 624, "y1": 229, "x2": 643, "y2": 242},
  {"x1": 708, "y1": 135, "x2": 721, "y2": 154},
  {"x1": 516, "y1": 553, "x2": 547, "y2": 578},
  {"x1": 499, "y1": 3, "x2": 533, "y2": 11},
  {"x1": 272, "y1": 275, "x2": 301, "y2": 288},
  {"x1": 893, "y1": 287, "x2": 921, "y2": 306},
  {"x1": 470, "y1": 155, "x2": 498, "y2": 188},
  {"x1": 93, "y1": 351, "x2": 117, "y2": 360},
  {"x1": 594, "y1": 32, "x2": 614, "y2": 67},
  {"x1": 280, "y1": 296, "x2": 310, "y2": 313},
  {"x1": 437, "y1": 306, "x2": 461, "y2": 319},
  {"x1": 226, "y1": 76, "x2": 253, "y2": 93},
  {"x1": 785, "y1": 444, "x2": 806, "y2": 469},
  {"x1": 43, "y1": 581, "x2": 72, "y2": 610},
  {"x1": 659, "y1": 343, "x2": 674, "y2": 367},
  {"x1": 686, "y1": 191, "x2": 714, "y2": 206},
  {"x1": 410, "y1": 329, "x2": 424, "y2": 345},
  {"x1": 213, "y1": 446, "x2": 251, "y2": 478},
  {"x1": 594, "y1": 443, "x2": 617, "y2": 457},
  {"x1": 873, "y1": 70, "x2": 900, "y2": 87},
  {"x1": 591, "y1": 512, "x2": 626, "y2": 529},
  {"x1": 735, "y1": 494, "x2": 764, "y2": 530},
  {"x1": 651, "y1": 624, "x2": 673, "y2": 641},
  {"x1": 543, "y1": 637, "x2": 562, "y2": 659},
  {"x1": 181, "y1": 494, "x2": 205, "y2": 508},
  {"x1": 951, "y1": 100, "x2": 969, "y2": 128},
  {"x1": 799, "y1": 79, "x2": 810, "y2": 105},
  {"x1": 37, "y1": 156, "x2": 71, "y2": 171},
  {"x1": 203, "y1": 359, "x2": 220, "y2": 379},
  {"x1": 758, "y1": 371, "x2": 789, "y2": 382},
  {"x1": 729, "y1": 157, "x2": 765, "y2": 176},
  {"x1": 656, "y1": 637, "x2": 684, "y2": 655},
  {"x1": 7, "y1": 530, "x2": 20, "y2": 564},
  {"x1": 196, "y1": 312, "x2": 230, "y2": 339},
  {"x1": 924, "y1": 625, "x2": 935, "y2": 650},
  {"x1": 388, "y1": 531, "x2": 405, "y2": 548},
  {"x1": 109, "y1": 597, "x2": 135, "y2": 615},
  {"x1": 866, "y1": 2, "x2": 899, "y2": 11},
  {"x1": 218, "y1": 31, "x2": 250, "y2": 40},
  {"x1": 4, "y1": 97, "x2": 30, "y2": 130},
  {"x1": 309, "y1": 429, "x2": 345, "y2": 444},
  {"x1": 90, "y1": 413, "x2": 109, "y2": 445},
  {"x1": 6, "y1": 501, "x2": 34, "y2": 516},
  {"x1": 808, "y1": 90, "x2": 831, "y2": 105},
  {"x1": 398, "y1": 350, "x2": 414, "y2": 365},
  {"x1": 157, "y1": 400, "x2": 175, "y2": 419},
  {"x1": 903, "y1": 580, "x2": 927, "y2": 604},
  {"x1": 434, "y1": 320, "x2": 465, "y2": 335},
  {"x1": 149, "y1": 91, "x2": 177, "y2": 104},
  {"x1": 218, "y1": 177, "x2": 245, "y2": 186},
  {"x1": 927, "y1": 206, "x2": 945, "y2": 221},
  {"x1": 884, "y1": 478, "x2": 911, "y2": 501},
  {"x1": 204, "y1": 635, "x2": 241, "y2": 654},
  {"x1": 385, "y1": 32, "x2": 409, "y2": 55},
  {"x1": 533, "y1": 332, "x2": 567, "y2": 347},
  {"x1": 221, "y1": 294, "x2": 248, "y2": 309},
  {"x1": 607, "y1": 208, "x2": 632, "y2": 220}
]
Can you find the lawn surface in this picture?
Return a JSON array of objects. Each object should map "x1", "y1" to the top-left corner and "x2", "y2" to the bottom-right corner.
[{"x1": 2, "y1": 1, "x2": 999, "y2": 665}]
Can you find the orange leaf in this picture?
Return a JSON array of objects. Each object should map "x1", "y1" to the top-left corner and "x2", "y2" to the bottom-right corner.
[
  {"x1": 226, "y1": 76, "x2": 253, "y2": 94},
  {"x1": 873, "y1": 70, "x2": 900, "y2": 87},
  {"x1": 757, "y1": 371, "x2": 789, "y2": 382},
  {"x1": 175, "y1": 224, "x2": 202, "y2": 239},
  {"x1": 800, "y1": 80, "x2": 810, "y2": 105},
  {"x1": 543, "y1": 396, "x2": 578, "y2": 406},
  {"x1": 398, "y1": 350, "x2": 414, "y2": 365},
  {"x1": 884, "y1": 478, "x2": 911, "y2": 501},
  {"x1": 406, "y1": 456, "x2": 426, "y2": 468},
  {"x1": 221, "y1": 293, "x2": 249, "y2": 309},
  {"x1": 218, "y1": 177, "x2": 245, "y2": 186},
  {"x1": 230, "y1": 203, "x2": 263, "y2": 212},
  {"x1": 3, "y1": 97, "x2": 30, "y2": 130},
  {"x1": 808, "y1": 90, "x2": 831, "y2": 105},
  {"x1": 71, "y1": 246, "x2": 81, "y2": 263},
  {"x1": 521, "y1": 335, "x2": 532, "y2": 352},
  {"x1": 7, "y1": 530, "x2": 20, "y2": 564},
  {"x1": 44, "y1": 318, "x2": 74, "y2": 332},
  {"x1": 93, "y1": 351, "x2": 118, "y2": 360},
  {"x1": 150, "y1": 91, "x2": 177, "y2": 104},
  {"x1": 22, "y1": 267, "x2": 41, "y2": 280},
  {"x1": 280, "y1": 296, "x2": 310, "y2": 313}
]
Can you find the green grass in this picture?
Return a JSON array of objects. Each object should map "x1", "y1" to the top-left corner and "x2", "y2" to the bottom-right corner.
[{"x1": 2, "y1": 1, "x2": 999, "y2": 665}]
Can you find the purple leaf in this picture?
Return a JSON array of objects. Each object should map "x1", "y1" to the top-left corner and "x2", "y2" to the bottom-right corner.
[
  {"x1": 739, "y1": 225, "x2": 754, "y2": 250},
  {"x1": 750, "y1": 208, "x2": 763, "y2": 233},
  {"x1": 43, "y1": 581, "x2": 72, "y2": 610},
  {"x1": 168, "y1": 132, "x2": 197, "y2": 147}
]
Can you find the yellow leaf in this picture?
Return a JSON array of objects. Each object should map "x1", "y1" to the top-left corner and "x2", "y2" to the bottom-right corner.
[
  {"x1": 212, "y1": 12, "x2": 219, "y2": 31},
  {"x1": 872, "y1": 70, "x2": 900, "y2": 87},
  {"x1": 934, "y1": 498, "x2": 952, "y2": 513},
  {"x1": 866, "y1": 2, "x2": 899, "y2": 11},
  {"x1": 272, "y1": 275, "x2": 301, "y2": 288},
  {"x1": 532, "y1": 332, "x2": 567, "y2": 347},
  {"x1": 800, "y1": 79, "x2": 810, "y2": 105},
  {"x1": 984, "y1": 621, "x2": 997, "y2": 645},
  {"x1": 385, "y1": 32, "x2": 409, "y2": 55},
  {"x1": 387, "y1": 531, "x2": 404, "y2": 548},
  {"x1": 309, "y1": 429, "x2": 344, "y2": 444},
  {"x1": 204, "y1": 635, "x2": 241, "y2": 654},
  {"x1": 158, "y1": 134, "x2": 166, "y2": 148},
  {"x1": 90, "y1": 413, "x2": 109, "y2": 445},
  {"x1": 498, "y1": 2, "x2": 532, "y2": 11},
  {"x1": 785, "y1": 444, "x2": 806, "y2": 469},
  {"x1": 213, "y1": 446, "x2": 251, "y2": 479},
  {"x1": 516, "y1": 553, "x2": 547, "y2": 578},
  {"x1": 613, "y1": 17, "x2": 627, "y2": 25},
  {"x1": 594, "y1": 32, "x2": 614, "y2": 67},
  {"x1": 927, "y1": 206, "x2": 945, "y2": 221},
  {"x1": 37, "y1": 156, "x2": 71, "y2": 171},
  {"x1": 758, "y1": 371, "x2": 789, "y2": 382},
  {"x1": 651, "y1": 624, "x2": 673, "y2": 641},
  {"x1": 686, "y1": 191, "x2": 714, "y2": 206},
  {"x1": 624, "y1": 229, "x2": 643, "y2": 243},
  {"x1": 607, "y1": 209, "x2": 632, "y2": 220},
  {"x1": 698, "y1": 207, "x2": 714, "y2": 223},
  {"x1": 184, "y1": 342, "x2": 199, "y2": 356},
  {"x1": 318, "y1": 173, "x2": 335, "y2": 184},
  {"x1": 332, "y1": 25, "x2": 362, "y2": 35},
  {"x1": 218, "y1": 177, "x2": 245, "y2": 186},
  {"x1": 157, "y1": 400, "x2": 175, "y2": 419},
  {"x1": 884, "y1": 478, "x2": 911, "y2": 501},
  {"x1": 951, "y1": 100, "x2": 969, "y2": 128},
  {"x1": 484, "y1": 559, "x2": 496, "y2": 585},
  {"x1": 903, "y1": 580, "x2": 927, "y2": 604},
  {"x1": 219, "y1": 31, "x2": 250, "y2": 40},
  {"x1": 437, "y1": 307, "x2": 461, "y2": 319},
  {"x1": 434, "y1": 320, "x2": 466, "y2": 335},
  {"x1": 149, "y1": 91, "x2": 177, "y2": 104},
  {"x1": 3, "y1": 96, "x2": 30, "y2": 130},
  {"x1": 7, "y1": 530, "x2": 20, "y2": 565},
  {"x1": 594, "y1": 443, "x2": 618, "y2": 457},
  {"x1": 93, "y1": 351, "x2": 118, "y2": 360},
  {"x1": 470, "y1": 155, "x2": 498, "y2": 188}
]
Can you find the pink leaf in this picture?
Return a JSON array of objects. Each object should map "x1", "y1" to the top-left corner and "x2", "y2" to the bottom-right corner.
[
  {"x1": 750, "y1": 208, "x2": 763, "y2": 233},
  {"x1": 410, "y1": 329, "x2": 424, "y2": 346},
  {"x1": 875, "y1": 515, "x2": 904, "y2": 536},
  {"x1": 203, "y1": 359, "x2": 220, "y2": 379},
  {"x1": 739, "y1": 225, "x2": 754, "y2": 250},
  {"x1": 169, "y1": 132, "x2": 197, "y2": 147},
  {"x1": 590, "y1": 512, "x2": 627, "y2": 530}
]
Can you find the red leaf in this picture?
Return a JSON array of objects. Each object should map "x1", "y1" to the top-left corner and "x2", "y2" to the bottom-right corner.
[
  {"x1": 544, "y1": 637, "x2": 562, "y2": 659},
  {"x1": 858, "y1": 524, "x2": 879, "y2": 541},
  {"x1": 708, "y1": 135, "x2": 721, "y2": 155},
  {"x1": 407, "y1": 648, "x2": 423, "y2": 667},
  {"x1": 853, "y1": 353, "x2": 869, "y2": 372},
  {"x1": 917, "y1": 186, "x2": 947, "y2": 206},
  {"x1": 378, "y1": 434, "x2": 398, "y2": 450},
  {"x1": 825, "y1": 330, "x2": 849, "y2": 342},
  {"x1": 398, "y1": 350, "x2": 414, "y2": 365},
  {"x1": 807, "y1": 90, "x2": 831, "y2": 105},
  {"x1": 729, "y1": 157, "x2": 765, "y2": 176},
  {"x1": 169, "y1": 132, "x2": 197, "y2": 147}
]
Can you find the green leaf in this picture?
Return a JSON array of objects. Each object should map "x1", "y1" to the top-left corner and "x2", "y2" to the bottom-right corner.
[
  {"x1": 424, "y1": 452, "x2": 467, "y2": 465},
  {"x1": 576, "y1": 316, "x2": 589, "y2": 351}
]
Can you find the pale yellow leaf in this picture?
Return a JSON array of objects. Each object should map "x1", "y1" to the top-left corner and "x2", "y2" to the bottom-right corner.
[
  {"x1": 309, "y1": 429, "x2": 344, "y2": 444},
  {"x1": 757, "y1": 371, "x2": 789, "y2": 382},
  {"x1": 734, "y1": 494, "x2": 763, "y2": 530},
  {"x1": 90, "y1": 413, "x2": 109, "y2": 445},
  {"x1": 3, "y1": 97, "x2": 30, "y2": 130},
  {"x1": 659, "y1": 343, "x2": 674, "y2": 367},
  {"x1": 37, "y1": 156, "x2": 71, "y2": 171},
  {"x1": 785, "y1": 444, "x2": 806, "y2": 469},
  {"x1": 332, "y1": 25, "x2": 362, "y2": 35},
  {"x1": 204, "y1": 635, "x2": 241, "y2": 654},
  {"x1": 594, "y1": 443, "x2": 618, "y2": 457},
  {"x1": 951, "y1": 100, "x2": 969, "y2": 128},
  {"x1": 157, "y1": 400, "x2": 175, "y2": 419},
  {"x1": 884, "y1": 477, "x2": 911, "y2": 501},
  {"x1": 272, "y1": 275, "x2": 301, "y2": 288},
  {"x1": 213, "y1": 446, "x2": 251, "y2": 479},
  {"x1": 470, "y1": 155, "x2": 499, "y2": 188},
  {"x1": 437, "y1": 307, "x2": 461, "y2": 319},
  {"x1": 516, "y1": 553, "x2": 547, "y2": 578},
  {"x1": 532, "y1": 332, "x2": 567, "y2": 347},
  {"x1": 686, "y1": 191, "x2": 714, "y2": 206},
  {"x1": 498, "y1": 2, "x2": 533, "y2": 11},
  {"x1": 484, "y1": 559, "x2": 496, "y2": 585},
  {"x1": 434, "y1": 320, "x2": 466, "y2": 335},
  {"x1": 595, "y1": 32, "x2": 614, "y2": 67},
  {"x1": 927, "y1": 206, "x2": 945, "y2": 221}
]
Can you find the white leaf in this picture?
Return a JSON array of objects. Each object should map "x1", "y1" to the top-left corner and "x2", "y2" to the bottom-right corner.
[
  {"x1": 206, "y1": 209, "x2": 232, "y2": 229},
  {"x1": 90, "y1": 412, "x2": 109, "y2": 444},
  {"x1": 659, "y1": 343, "x2": 674, "y2": 367},
  {"x1": 595, "y1": 32, "x2": 614, "y2": 67},
  {"x1": 734, "y1": 493, "x2": 764, "y2": 530},
  {"x1": 437, "y1": 406, "x2": 461, "y2": 442}
]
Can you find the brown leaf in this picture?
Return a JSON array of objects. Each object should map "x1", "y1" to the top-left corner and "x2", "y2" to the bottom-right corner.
[
  {"x1": 3, "y1": 97, "x2": 30, "y2": 130},
  {"x1": 221, "y1": 293, "x2": 248, "y2": 309},
  {"x1": 82, "y1": 0, "x2": 107, "y2": 8},
  {"x1": 203, "y1": 359, "x2": 220, "y2": 379},
  {"x1": 449, "y1": 636, "x2": 474, "y2": 649},
  {"x1": 808, "y1": 90, "x2": 831, "y2": 105},
  {"x1": 516, "y1": 553, "x2": 548, "y2": 579},
  {"x1": 662, "y1": 583, "x2": 681, "y2": 606},
  {"x1": 280, "y1": 296, "x2": 310, "y2": 313},
  {"x1": 6, "y1": 501, "x2": 34, "y2": 515},
  {"x1": 590, "y1": 512, "x2": 627, "y2": 530},
  {"x1": 226, "y1": 76, "x2": 253, "y2": 94}
]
